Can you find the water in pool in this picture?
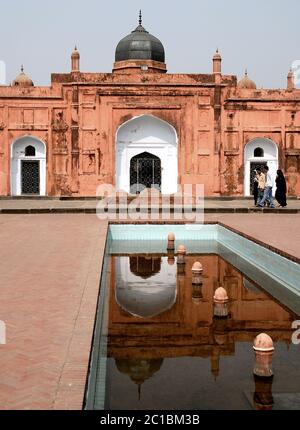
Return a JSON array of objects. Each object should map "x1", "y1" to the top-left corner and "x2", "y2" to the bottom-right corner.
[{"x1": 89, "y1": 251, "x2": 300, "y2": 410}]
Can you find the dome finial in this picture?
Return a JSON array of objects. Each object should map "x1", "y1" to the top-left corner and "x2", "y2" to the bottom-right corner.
[
  {"x1": 12, "y1": 66, "x2": 34, "y2": 87},
  {"x1": 139, "y1": 9, "x2": 142, "y2": 26},
  {"x1": 238, "y1": 69, "x2": 257, "y2": 89}
]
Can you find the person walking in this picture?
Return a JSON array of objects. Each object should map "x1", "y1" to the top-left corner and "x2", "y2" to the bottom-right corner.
[
  {"x1": 252, "y1": 169, "x2": 259, "y2": 206},
  {"x1": 257, "y1": 166, "x2": 275, "y2": 208},
  {"x1": 256, "y1": 168, "x2": 265, "y2": 206},
  {"x1": 275, "y1": 169, "x2": 287, "y2": 207}
]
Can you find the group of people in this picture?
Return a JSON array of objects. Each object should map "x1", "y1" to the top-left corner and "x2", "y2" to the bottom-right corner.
[{"x1": 253, "y1": 166, "x2": 287, "y2": 208}]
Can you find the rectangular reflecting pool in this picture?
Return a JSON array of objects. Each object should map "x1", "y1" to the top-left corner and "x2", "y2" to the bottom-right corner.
[{"x1": 85, "y1": 226, "x2": 300, "y2": 410}]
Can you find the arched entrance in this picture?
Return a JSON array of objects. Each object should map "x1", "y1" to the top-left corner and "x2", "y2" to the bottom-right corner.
[
  {"x1": 11, "y1": 136, "x2": 46, "y2": 196},
  {"x1": 130, "y1": 152, "x2": 161, "y2": 193},
  {"x1": 116, "y1": 115, "x2": 178, "y2": 194},
  {"x1": 244, "y1": 138, "x2": 278, "y2": 196}
]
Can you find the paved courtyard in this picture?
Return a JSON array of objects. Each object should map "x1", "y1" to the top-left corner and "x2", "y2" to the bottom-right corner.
[
  {"x1": 0, "y1": 211, "x2": 299, "y2": 409},
  {"x1": 0, "y1": 214, "x2": 108, "y2": 409}
]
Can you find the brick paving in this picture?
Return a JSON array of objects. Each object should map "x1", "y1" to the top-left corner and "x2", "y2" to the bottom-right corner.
[
  {"x1": 0, "y1": 214, "x2": 108, "y2": 410},
  {"x1": 0, "y1": 211, "x2": 299, "y2": 410}
]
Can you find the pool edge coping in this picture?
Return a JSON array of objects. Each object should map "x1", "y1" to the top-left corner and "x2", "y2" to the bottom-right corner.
[{"x1": 53, "y1": 220, "x2": 109, "y2": 410}]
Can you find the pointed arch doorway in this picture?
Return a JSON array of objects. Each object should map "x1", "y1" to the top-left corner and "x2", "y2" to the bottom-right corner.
[
  {"x1": 130, "y1": 152, "x2": 161, "y2": 194},
  {"x1": 11, "y1": 136, "x2": 46, "y2": 196},
  {"x1": 244, "y1": 138, "x2": 278, "y2": 196},
  {"x1": 116, "y1": 115, "x2": 178, "y2": 194}
]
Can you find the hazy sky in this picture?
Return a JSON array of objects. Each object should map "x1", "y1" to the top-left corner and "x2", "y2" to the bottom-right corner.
[{"x1": 0, "y1": 0, "x2": 299, "y2": 88}]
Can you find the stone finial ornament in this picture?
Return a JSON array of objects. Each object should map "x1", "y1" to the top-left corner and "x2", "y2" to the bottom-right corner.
[
  {"x1": 192, "y1": 261, "x2": 203, "y2": 285},
  {"x1": 176, "y1": 244, "x2": 186, "y2": 265},
  {"x1": 213, "y1": 287, "x2": 229, "y2": 303},
  {"x1": 213, "y1": 287, "x2": 229, "y2": 317},
  {"x1": 253, "y1": 333, "x2": 274, "y2": 377},
  {"x1": 167, "y1": 232, "x2": 175, "y2": 250}
]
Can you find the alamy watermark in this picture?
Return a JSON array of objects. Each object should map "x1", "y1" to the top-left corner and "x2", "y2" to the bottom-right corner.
[
  {"x1": 0, "y1": 320, "x2": 6, "y2": 345},
  {"x1": 292, "y1": 320, "x2": 300, "y2": 345},
  {"x1": 95, "y1": 184, "x2": 204, "y2": 227}
]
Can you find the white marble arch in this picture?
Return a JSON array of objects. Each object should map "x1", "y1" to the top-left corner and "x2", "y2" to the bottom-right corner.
[
  {"x1": 244, "y1": 138, "x2": 278, "y2": 196},
  {"x1": 116, "y1": 115, "x2": 178, "y2": 194},
  {"x1": 11, "y1": 135, "x2": 46, "y2": 196}
]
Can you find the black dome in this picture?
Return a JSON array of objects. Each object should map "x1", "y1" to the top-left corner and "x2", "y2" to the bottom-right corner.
[{"x1": 115, "y1": 23, "x2": 165, "y2": 63}]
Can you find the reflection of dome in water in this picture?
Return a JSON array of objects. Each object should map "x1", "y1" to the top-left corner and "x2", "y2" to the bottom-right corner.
[
  {"x1": 130, "y1": 256, "x2": 161, "y2": 279},
  {"x1": 116, "y1": 255, "x2": 177, "y2": 318},
  {"x1": 213, "y1": 333, "x2": 228, "y2": 345},
  {"x1": 116, "y1": 280, "x2": 177, "y2": 318},
  {"x1": 115, "y1": 358, "x2": 163, "y2": 399}
]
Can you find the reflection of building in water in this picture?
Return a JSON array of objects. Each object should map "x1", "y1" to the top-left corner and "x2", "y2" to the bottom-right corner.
[
  {"x1": 115, "y1": 255, "x2": 176, "y2": 318},
  {"x1": 130, "y1": 256, "x2": 161, "y2": 279},
  {"x1": 115, "y1": 358, "x2": 164, "y2": 400},
  {"x1": 253, "y1": 375, "x2": 274, "y2": 410},
  {"x1": 108, "y1": 254, "x2": 296, "y2": 385}
]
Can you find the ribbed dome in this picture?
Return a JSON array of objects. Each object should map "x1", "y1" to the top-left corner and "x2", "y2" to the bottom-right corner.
[
  {"x1": 115, "y1": 12, "x2": 165, "y2": 63},
  {"x1": 12, "y1": 66, "x2": 34, "y2": 87},
  {"x1": 237, "y1": 70, "x2": 257, "y2": 89}
]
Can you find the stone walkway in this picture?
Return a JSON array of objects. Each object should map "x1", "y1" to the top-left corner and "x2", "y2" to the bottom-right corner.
[
  {"x1": 0, "y1": 212, "x2": 299, "y2": 410},
  {"x1": 0, "y1": 198, "x2": 299, "y2": 213},
  {"x1": 0, "y1": 214, "x2": 108, "y2": 410}
]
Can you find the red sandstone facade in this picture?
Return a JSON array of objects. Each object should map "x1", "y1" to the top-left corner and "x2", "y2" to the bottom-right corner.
[{"x1": 1, "y1": 20, "x2": 300, "y2": 197}]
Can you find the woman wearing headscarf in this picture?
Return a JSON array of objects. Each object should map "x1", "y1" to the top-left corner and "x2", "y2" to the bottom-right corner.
[
  {"x1": 275, "y1": 169, "x2": 287, "y2": 207},
  {"x1": 252, "y1": 169, "x2": 259, "y2": 206}
]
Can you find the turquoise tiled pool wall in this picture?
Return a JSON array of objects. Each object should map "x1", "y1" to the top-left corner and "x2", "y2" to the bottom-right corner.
[
  {"x1": 217, "y1": 225, "x2": 300, "y2": 314},
  {"x1": 109, "y1": 240, "x2": 218, "y2": 255},
  {"x1": 109, "y1": 224, "x2": 300, "y2": 313},
  {"x1": 108, "y1": 224, "x2": 218, "y2": 241},
  {"x1": 108, "y1": 224, "x2": 218, "y2": 254}
]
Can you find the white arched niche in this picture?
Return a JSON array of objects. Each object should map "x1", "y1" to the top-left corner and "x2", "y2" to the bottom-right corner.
[
  {"x1": 244, "y1": 138, "x2": 278, "y2": 196},
  {"x1": 116, "y1": 115, "x2": 178, "y2": 194},
  {"x1": 11, "y1": 136, "x2": 46, "y2": 196},
  {"x1": 115, "y1": 256, "x2": 177, "y2": 318}
]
